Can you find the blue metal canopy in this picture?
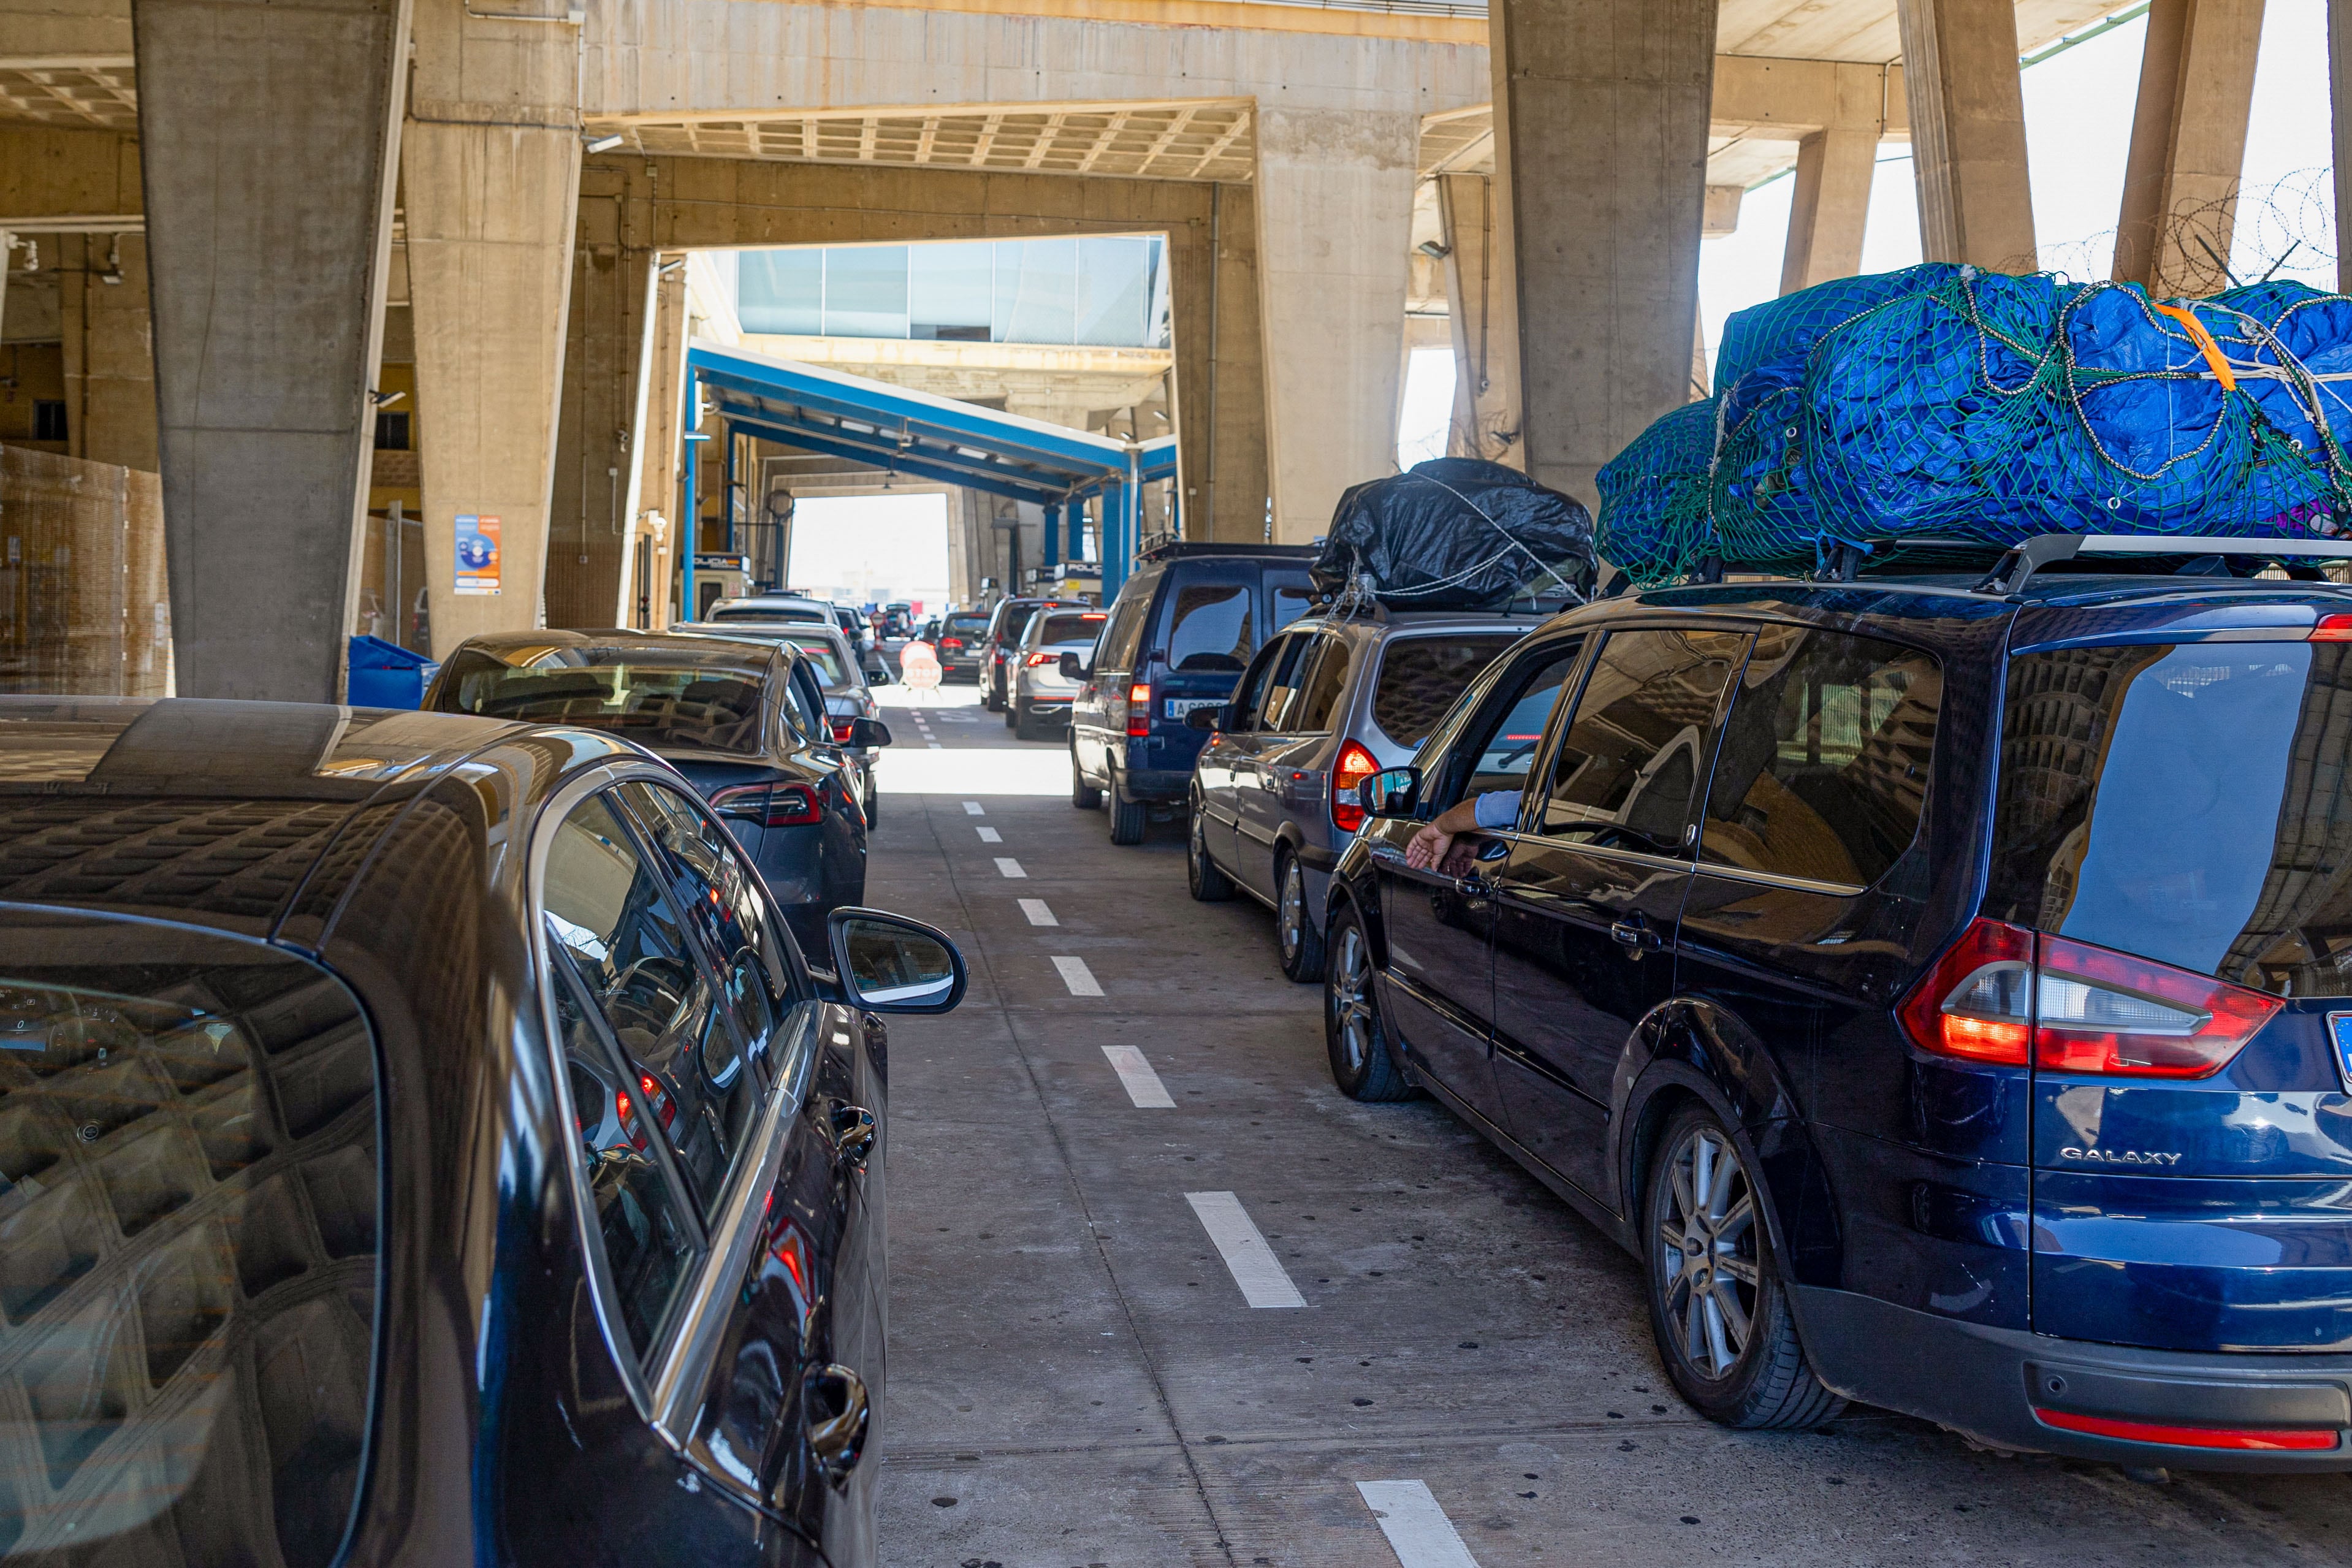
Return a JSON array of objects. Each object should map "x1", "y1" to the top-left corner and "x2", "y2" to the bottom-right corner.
[{"x1": 683, "y1": 338, "x2": 1175, "y2": 601}]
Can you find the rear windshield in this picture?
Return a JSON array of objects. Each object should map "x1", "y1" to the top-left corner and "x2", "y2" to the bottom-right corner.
[
  {"x1": 782, "y1": 640, "x2": 846, "y2": 685},
  {"x1": 712, "y1": 605, "x2": 827, "y2": 625},
  {"x1": 0, "y1": 916, "x2": 378, "y2": 1565},
  {"x1": 943, "y1": 614, "x2": 989, "y2": 637},
  {"x1": 1038, "y1": 613, "x2": 1106, "y2": 647},
  {"x1": 996, "y1": 603, "x2": 1043, "y2": 642},
  {"x1": 1991, "y1": 642, "x2": 2352, "y2": 995},
  {"x1": 440, "y1": 655, "x2": 764, "y2": 753},
  {"x1": 1374, "y1": 634, "x2": 1521, "y2": 746}
]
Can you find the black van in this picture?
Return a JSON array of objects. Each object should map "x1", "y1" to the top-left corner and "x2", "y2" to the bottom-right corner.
[{"x1": 1068, "y1": 542, "x2": 1317, "y2": 843}]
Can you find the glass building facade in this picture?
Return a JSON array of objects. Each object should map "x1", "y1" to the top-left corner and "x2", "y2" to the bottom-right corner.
[{"x1": 736, "y1": 237, "x2": 1169, "y2": 348}]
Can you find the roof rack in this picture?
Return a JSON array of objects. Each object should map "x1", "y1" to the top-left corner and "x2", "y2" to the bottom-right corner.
[{"x1": 1973, "y1": 533, "x2": 2352, "y2": 596}]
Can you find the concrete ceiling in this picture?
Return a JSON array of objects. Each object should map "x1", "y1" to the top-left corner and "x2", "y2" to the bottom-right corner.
[
  {"x1": 595, "y1": 100, "x2": 1256, "y2": 183},
  {"x1": 0, "y1": 56, "x2": 135, "y2": 131}
]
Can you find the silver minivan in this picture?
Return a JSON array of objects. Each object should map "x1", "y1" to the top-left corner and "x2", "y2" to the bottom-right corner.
[{"x1": 1187, "y1": 606, "x2": 1542, "y2": 980}]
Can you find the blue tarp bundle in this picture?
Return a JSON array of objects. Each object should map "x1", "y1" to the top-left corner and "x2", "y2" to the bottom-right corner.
[{"x1": 1596, "y1": 264, "x2": 2352, "y2": 584}]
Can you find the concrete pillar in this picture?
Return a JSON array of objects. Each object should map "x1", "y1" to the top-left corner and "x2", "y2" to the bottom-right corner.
[
  {"x1": 625, "y1": 256, "x2": 688, "y2": 631},
  {"x1": 2114, "y1": 0, "x2": 2266, "y2": 298},
  {"x1": 1436, "y1": 173, "x2": 1524, "y2": 470},
  {"x1": 2336, "y1": 0, "x2": 2352, "y2": 295},
  {"x1": 1490, "y1": 0, "x2": 1717, "y2": 508},
  {"x1": 57, "y1": 232, "x2": 158, "y2": 472},
  {"x1": 1174, "y1": 183, "x2": 1271, "y2": 543},
  {"x1": 133, "y1": 0, "x2": 412, "y2": 701},
  {"x1": 1252, "y1": 107, "x2": 1419, "y2": 542},
  {"x1": 403, "y1": 0, "x2": 584, "y2": 657},
  {"x1": 1894, "y1": 0, "x2": 2038, "y2": 272},
  {"x1": 547, "y1": 204, "x2": 659, "y2": 628},
  {"x1": 1779, "y1": 129, "x2": 1878, "y2": 294}
]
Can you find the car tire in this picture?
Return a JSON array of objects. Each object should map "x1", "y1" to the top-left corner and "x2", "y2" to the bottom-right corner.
[
  {"x1": 864, "y1": 782, "x2": 879, "y2": 827},
  {"x1": 1324, "y1": 901, "x2": 1414, "y2": 1102},
  {"x1": 1642, "y1": 1102, "x2": 1846, "y2": 1432},
  {"x1": 1187, "y1": 796, "x2": 1234, "y2": 902},
  {"x1": 1107, "y1": 768, "x2": 1147, "y2": 845},
  {"x1": 1071, "y1": 740, "x2": 1102, "y2": 809},
  {"x1": 1014, "y1": 700, "x2": 1045, "y2": 741},
  {"x1": 1004, "y1": 700, "x2": 1019, "y2": 731},
  {"x1": 1275, "y1": 850, "x2": 1328, "y2": 983},
  {"x1": 984, "y1": 676, "x2": 1004, "y2": 713}
]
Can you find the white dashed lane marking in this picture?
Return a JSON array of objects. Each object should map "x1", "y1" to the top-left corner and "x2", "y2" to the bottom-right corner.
[
  {"x1": 1101, "y1": 1045, "x2": 1174, "y2": 1108},
  {"x1": 1018, "y1": 899, "x2": 1057, "y2": 926},
  {"x1": 962, "y1": 801, "x2": 985, "y2": 815},
  {"x1": 976, "y1": 826, "x2": 1002, "y2": 843},
  {"x1": 1051, "y1": 956, "x2": 1102, "y2": 996},
  {"x1": 1184, "y1": 1192, "x2": 1306, "y2": 1309},
  {"x1": 994, "y1": 858, "x2": 1027, "y2": 878},
  {"x1": 1355, "y1": 1482, "x2": 1483, "y2": 1568}
]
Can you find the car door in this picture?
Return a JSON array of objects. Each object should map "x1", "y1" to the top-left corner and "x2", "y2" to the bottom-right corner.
[
  {"x1": 1370, "y1": 636, "x2": 1586, "y2": 1127},
  {"x1": 1488, "y1": 626, "x2": 1748, "y2": 1202},
  {"x1": 1233, "y1": 631, "x2": 1316, "y2": 895},
  {"x1": 540, "y1": 785, "x2": 870, "y2": 1558},
  {"x1": 1075, "y1": 583, "x2": 1152, "y2": 781},
  {"x1": 1199, "y1": 636, "x2": 1287, "y2": 867}
]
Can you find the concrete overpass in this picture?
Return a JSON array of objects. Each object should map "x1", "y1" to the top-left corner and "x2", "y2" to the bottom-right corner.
[{"x1": 0, "y1": 0, "x2": 2327, "y2": 699}]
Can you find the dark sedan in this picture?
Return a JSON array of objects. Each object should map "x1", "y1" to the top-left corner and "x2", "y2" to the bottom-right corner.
[
  {"x1": 425, "y1": 631, "x2": 889, "y2": 951},
  {"x1": 0, "y1": 696, "x2": 967, "y2": 1568}
]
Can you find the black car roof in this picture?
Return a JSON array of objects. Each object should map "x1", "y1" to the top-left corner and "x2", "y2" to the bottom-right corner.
[
  {"x1": 0, "y1": 697, "x2": 639, "y2": 940},
  {"x1": 1135, "y1": 541, "x2": 1317, "y2": 563},
  {"x1": 449, "y1": 630, "x2": 782, "y2": 673}
]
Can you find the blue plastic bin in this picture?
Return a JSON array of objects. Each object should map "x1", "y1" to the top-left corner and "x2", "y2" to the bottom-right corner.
[{"x1": 347, "y1": 634, "x2": 440, "y2": 710}]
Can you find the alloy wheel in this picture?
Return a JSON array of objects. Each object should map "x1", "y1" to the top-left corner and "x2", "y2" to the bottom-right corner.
[
  {"x1": 1655, "y1": 1124, "x2": 1761, "y2": 1380},
  {"x1": 1331, "y1": 926, "x2": 1372, "y2": 1074}
]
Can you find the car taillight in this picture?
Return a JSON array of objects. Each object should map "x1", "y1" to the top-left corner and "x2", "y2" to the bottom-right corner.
[
  {"x1": 942, "y1": 637, "x2": 963, "y2": 651},
  {"x1": 1897, "y1": 917, "x2": 2279, "y2": 1078},
  {"x1": 708, "y1": 782, "x2": 824, "y2": 828},
  {"x1": 2312, "y1": 614, "x2": 2352, "y2": 642},
  {"x1": 1025, "y1": 651, "x2": 1057, "y2": 668},
  {"x1": 2033, "y1": 1408, "x2": 2340, "y2": 1452},
  {"x1": 614, "y1": 1075, "x2": 671, "y2": 1150},
  {"x1": 1127, "y1": 682, "x2": 1152, "y2": 737},
  {"x1": 829, "y1": 718, "x2": 856, "y2": 743},
  {"x1": 1331, "y1": 740, "x2": 1379, "y2": 834}
]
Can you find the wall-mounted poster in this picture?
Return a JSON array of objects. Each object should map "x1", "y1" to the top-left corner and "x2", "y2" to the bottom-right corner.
[{"x1": 455, "y1": 514, "x2": 501, "y2": 595}]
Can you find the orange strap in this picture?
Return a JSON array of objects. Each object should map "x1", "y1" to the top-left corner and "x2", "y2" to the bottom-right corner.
[{"x1": 2151, "y1": 302, "x2": 2238, "y2": 392}]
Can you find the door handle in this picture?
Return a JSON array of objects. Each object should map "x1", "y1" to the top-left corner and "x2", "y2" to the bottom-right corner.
[
  {"x1": 1457, "y1": 872, "x2": 1496, "y2": 897},
  {"x1": 829, "y1": 1102, "x2": 877, "y2": 1170},
  {"x1": 802, "y1": 1363, "x2": 870, "y2": 1490},
  {"x1": 1608, "y1": 917, "x2": 1665, "y2": 955}
]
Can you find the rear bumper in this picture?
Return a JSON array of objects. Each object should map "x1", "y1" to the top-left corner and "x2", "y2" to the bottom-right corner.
[
  {"x1": 1796, "y1": 1284, "x2": 2352, "y2": 1471},
  {"x1": 1119, "y1": 766, "x2": 1192, "y2": 803}
]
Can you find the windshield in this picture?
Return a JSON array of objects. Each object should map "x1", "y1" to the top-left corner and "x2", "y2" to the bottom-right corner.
[
  {"x1": 943, "y1": 614, "x2": 989, "y2": 637},
  {"x1": 1038, "y1": 612, "x2": 1106, "y2": 647},
  {"x1": 782, "y1": 640, "x2": 846, "y2": 685},
  {"x1": 441, "y1": 655, "x2": 766, "y2": 753},
  {"x1": 998, "y1": 603, "x2": 1043, "y2": 642},
  {"x1": 1991, "y1": 642, "x2": 2352, "y2": 995},
  {"x1": 0, "y1": 915, "x2": 378, "y2": 1566}
]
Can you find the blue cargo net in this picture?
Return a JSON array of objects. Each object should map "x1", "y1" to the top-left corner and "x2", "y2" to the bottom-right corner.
[{"x1": 1596, "y1": 264, "x2": 2352, "y2": 586}]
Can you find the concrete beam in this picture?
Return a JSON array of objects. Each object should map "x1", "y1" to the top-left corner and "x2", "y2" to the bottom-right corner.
[
  {"x1": 1491, "y1": 0, "x2": 1717, "y2": 509},
  {"x1": 2114, "y1": 0, "x2": 2266, "y2": 297},
  {"x1": 1252, "y1": 106, "x2": 1418, "y2": 542},
  {"x1": 1780, "y1": 127, "x2": 1878, "y2": 291},
  {"x1": 132, "y1": 0, "x2": 411, "y2": 701},
  {"x1": 403, "y1": 0, "x2": 584, "y2": 657},
  {"x1": 1435, "y1": 173, "x2": 1523, "y2": 471},
  {"x1": 1895, "y1": 0, "x2": 2037, "y2": 271}
]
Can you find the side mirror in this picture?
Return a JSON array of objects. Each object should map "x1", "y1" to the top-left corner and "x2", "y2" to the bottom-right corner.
[
  {"x1": 1058, "y1": 651, "x2": 1088, "y2": 681},
  {"x1": 1360, "y1": 766, "x2": 1421, "y2": 820},
  {"x1": 1186, "y1": 705, "x2": 1223, "y2": 732},
  {"x1": 849, "y1": 717, "x2": 892, "y2": 748},
  {"x1": 826, "y1": 909, "x2": 965, "y2": 1014}
]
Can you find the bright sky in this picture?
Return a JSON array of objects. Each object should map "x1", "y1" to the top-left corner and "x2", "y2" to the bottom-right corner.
[
  {"x1": 785, "y1": 492, "x2": 953, "y2": 610},
  {"x1": 1397, "y1": 0, "x2": 2335, "y2": 463}
]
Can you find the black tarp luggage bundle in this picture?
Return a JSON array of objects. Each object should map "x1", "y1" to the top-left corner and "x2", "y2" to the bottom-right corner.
[{"x1": 1309, "y1": 458, "x2": 1596, "y2": 611}]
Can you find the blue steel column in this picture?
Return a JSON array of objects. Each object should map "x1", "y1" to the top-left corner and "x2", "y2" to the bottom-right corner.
[
  {"x1": 680, "y1": 381, "x2": 700, "y2": 621},
  {"x1": 1043, "y1": 499, "x2": 1064, "y2": 575},
  {"x1": 1100, "y1": 486, "x2": 1124, "y2": 603}
]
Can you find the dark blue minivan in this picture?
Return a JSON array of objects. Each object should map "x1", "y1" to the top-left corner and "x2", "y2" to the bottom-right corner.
[
  {"x1": 1068, "y1": 543, "x2": 1317, "y2": 843},
  {"x1": 1323, "y1": 535, "x2": 2352, "y2": 1471}
]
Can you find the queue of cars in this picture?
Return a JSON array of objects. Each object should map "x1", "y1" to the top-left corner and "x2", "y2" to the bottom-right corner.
[{"x1": 1065, "y1": 531, "x2": 2352, "y2": 1474}]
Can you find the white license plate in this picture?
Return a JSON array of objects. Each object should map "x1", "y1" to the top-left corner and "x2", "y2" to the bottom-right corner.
[{"x1": 1165, "y1": 698, "x2": 1222, "y2": 718}]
